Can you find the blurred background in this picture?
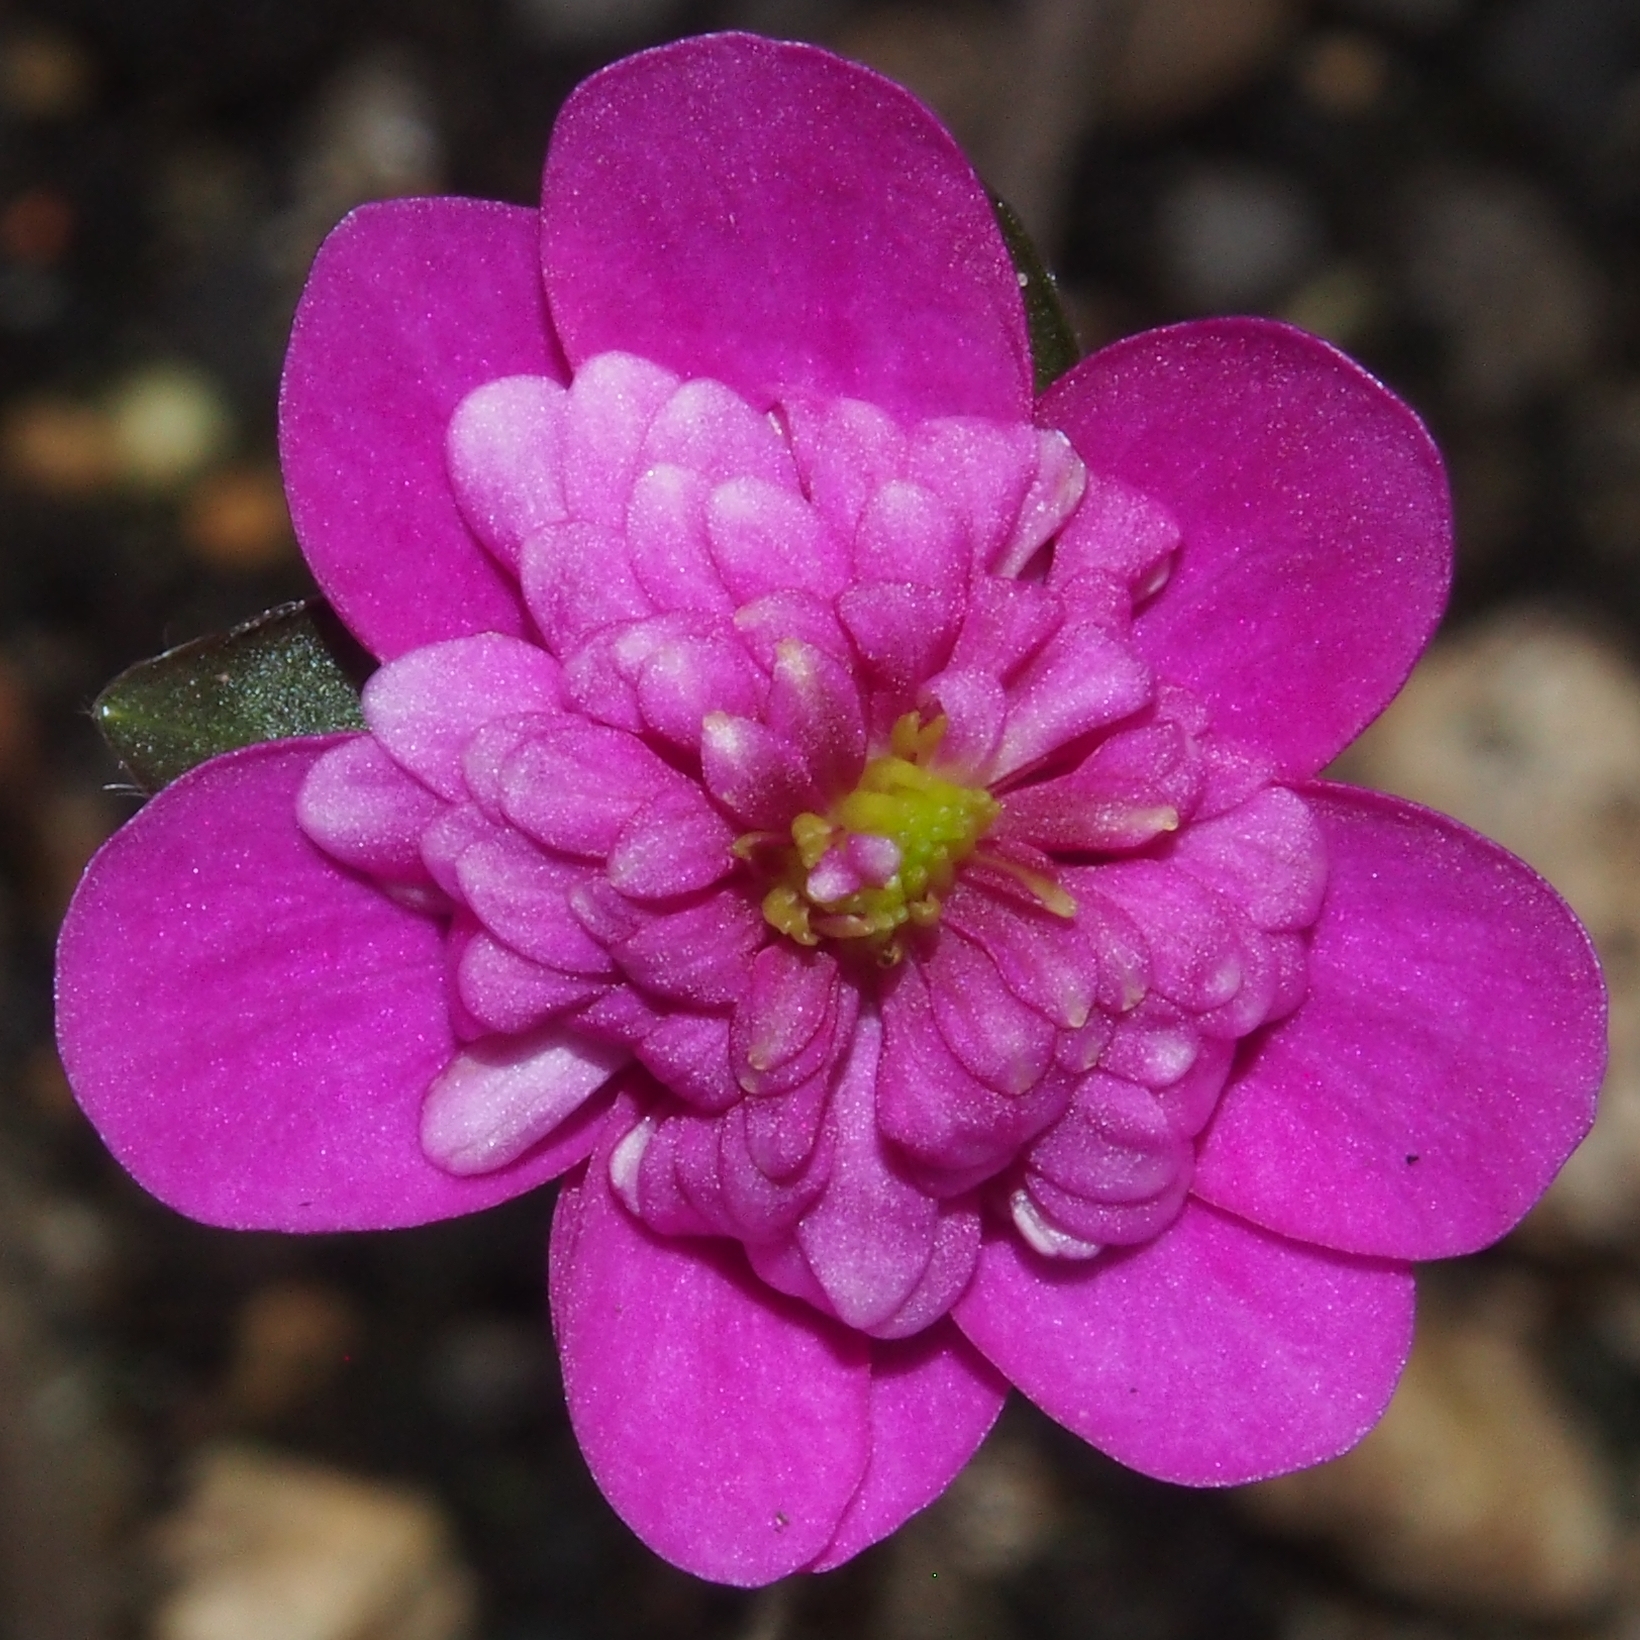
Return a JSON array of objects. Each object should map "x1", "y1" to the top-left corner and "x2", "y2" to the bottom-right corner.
[{"x1": 2, "y1": 0, "x2": 1639, "y2": 1634}]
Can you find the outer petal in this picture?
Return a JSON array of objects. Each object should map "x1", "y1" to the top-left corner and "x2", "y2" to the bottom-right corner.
[
  {"x1": 1041, "y1": 319, "x2": 1451, "y2": 778},
  {"x1": 1191, "y1": 785, "x2": 1605, "y2": 1259},
  {"x1": 281, "y1": 198, "x2": 562, "y2": 660},
  {"x1": 542, "y1": 33, "x2": 1030, "y2": 421},
  {"x1": 954, "y1": 1199, "x2": 1413, "y2": 1485},
  {"x1": 811, "y1": 1323, "x2": 1008, "y2": 1571},
  {"x1": 54, "y1": 741, "x2": 584, "y2": 1230},
  {"x1": 550, "y1": 1156, "x2": 871, "y2": 1586}
]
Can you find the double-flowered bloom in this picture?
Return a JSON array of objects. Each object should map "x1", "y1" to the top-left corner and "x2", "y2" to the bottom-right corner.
[{"x1": 56, "y1": 33, "x2": 1606, "y2": 1586}]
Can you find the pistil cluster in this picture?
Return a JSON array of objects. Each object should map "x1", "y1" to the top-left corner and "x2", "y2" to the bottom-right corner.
[{"x1": 739, "y1": 712, "x2": 1005, "y2": 962}]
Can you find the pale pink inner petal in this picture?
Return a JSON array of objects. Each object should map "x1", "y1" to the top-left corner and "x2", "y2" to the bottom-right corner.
[
  {"x1": 765, "y1": 639, "x2": 868, "y2": 797},
  {"x1": 700, "y1": 713, "x2": 823, "y2": 828},
  {"x1": 1048, "y1": 468, "x2": 1179, "y2": 590},
  {"x1": 606, "y1": 787, "x2": 737, "y2": 900},
  {"x1": 420, "y1": 1024, "x2": 627, "y2": 1175},
  {"x1": 455, "y1": 931, "x2": 604, "y2": 1037},
  {"x1": 446, "y1": 374, "x2": 569, "y2": 573},
  {"x1": 794, "y1": 1015, "x2": 951, "y2": 1333},
  {"x1": 708, "y1": 477, "x2": 847, "y2": 604},
  {"x1": 995, "y1": 428, "x2": 1088, "y2": 577},
  {"x1": 905, "y1": 417, "x2": 1039, "y2": 568},
  {"x1": 992, "y1": 629, "x2": 1153, "y2": 780},
  {"x1": 644, "y1": 377, "x2": 799, "y2": 488},
  {"x1": 633, "y1": 628, "x2": 768, "y2": 749},
  {"x1": 853, "y1": 479, "x2": 969, "y2": 596},
  {"x1": 296, "y1": 735, "x2": 444, "y2": 881},
  {"x1": 624, "y1": 465, "x2": 732, "y2": 615},
  {"x1": 785, "y1": 395, "x2": 907, "y2": 538},
  {"x1": 520, "y1": 520, "x2": 653, "y2": 654},
  {"x1": 1170, "y1": 785, "x2": 1327, "y2": 931},
  {"x1": 839, "y1": 582, "x2": 962, "y2": 697},
  {"x1": 362, "y1": 634, "x2": 564, "y2": 800},
  {"x1": 501, "y1": 721, "x2": 680, "y2": 855},
  {"x1": 559, "y1": 351, "x2": 681, "y2": 527}
]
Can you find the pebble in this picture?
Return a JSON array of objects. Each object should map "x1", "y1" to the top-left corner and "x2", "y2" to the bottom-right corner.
[
  {"x1": 1336, "y1": 610, "x2": 1640, "y2": 1247},
  {"x1": 275, "y1": 53, "x2": 444, "y2": 285},
  {"x1": 2, "y1": 397, "x2": 117, "y2": 496},
  {"x1": 1399, "y1": 168, "x2": 1602, "y2": 412},
  {"x1": 425, "y1": 1317, "x2": 545, "y2": 1432},
  {"x1": 153, "y1": 1445, "x2": 476, "y2": 1640},
  {"x1": 106, "y1": 363, "x2": 234, "y2": 493},
  {"x1": 1111, "y1": 0, "x2": 1300, "y2": 126},
  {"x1": 1294, "y1": 31, "x2": 1392, "y2": 118},
  {"x1": 1279, "y1": 261, "x2": 1381, "y2": 348},
  {"x1": 182, "y1": 464, "x2": 296, "y2": 573},
  {"x1": 0, "y1": 27, "x2": 93, "y2": 121},
  {"x1": 1238, "y1": 1279, "x2": 1618, "y2": 1618},
  {"x1": 0, "y1": 188, "x2": 75, "y2": 266},
  {"x1": 1155, "y1": 162, "x2": 1323, "y2": 310},
  {"x1": 224, "y1": 1283, "x2": 359, "y2": 1425}
]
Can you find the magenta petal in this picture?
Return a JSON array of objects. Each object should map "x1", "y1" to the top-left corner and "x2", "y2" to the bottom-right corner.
[
  {"x1": 542, "y1": 34, "x2": 1029, "y2": 420},
  {"x1": 811, "y1": 1323, "x2": 1008, "y2": 1571},
  {"x1": 1192, "y1": 785, "x2": 1605, "y2": 1260},
  {"x1": 281, "y1": 199, "x2": 560, "y2": 659},
  {"x1": 549, "y1": 1159, "x2": 871, "y2": 1586},
  {"x1": 1041, "y1": 319, "x2": 1451, "y2": 778},
  {"x1": 955, "y1": 1200, "x2": 1414, "y2": 1485},
  {"x1": 55, "y1": 741, "x2": 574, "y2": 1229}
]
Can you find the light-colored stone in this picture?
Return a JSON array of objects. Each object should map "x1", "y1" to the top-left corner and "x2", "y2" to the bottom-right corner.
[
  {"x1": 1239, "y1": 1283, "x2": 1618, "y2": 1618},
  {"x1": 107, "y1": 364, "x2": 234, "y2": 492},
  {"x1": 153, "y1": 1446, "x2": 476, "y2": 1640},
  {"x1": 1335, "y1": 609, "x2": 1640, "y2": 1246}
]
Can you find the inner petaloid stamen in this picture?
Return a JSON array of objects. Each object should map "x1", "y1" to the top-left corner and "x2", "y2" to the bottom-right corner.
[{"x1": 737, "y1": 712, "x2": 1017, "y2": 962}]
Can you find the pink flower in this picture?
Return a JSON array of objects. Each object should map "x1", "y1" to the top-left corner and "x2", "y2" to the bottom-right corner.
[{"x1": 56, "y1": 33, "x2": 1604, "y2": 1587}]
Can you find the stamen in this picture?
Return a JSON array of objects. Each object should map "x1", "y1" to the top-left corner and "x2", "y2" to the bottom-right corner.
[
  {"x1": 737, "y1": 710, "x2": 1072, "y2": 960},
  {"x1": 976, "y1": 852, "x2": 1078, "y2": 919}
]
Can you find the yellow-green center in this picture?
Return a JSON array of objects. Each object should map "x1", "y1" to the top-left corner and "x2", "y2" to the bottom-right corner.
[{"x1": 736, "y1": 713, "x2": 1001, "y2": 962}]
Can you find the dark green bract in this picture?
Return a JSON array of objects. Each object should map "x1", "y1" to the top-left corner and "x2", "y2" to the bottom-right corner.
[
  {"x1": 990, "y1": 193, "x2": 1080, "y2": 394},
  {"x1": 94, "y1": 599, "x2": 370, "y2": 795}
]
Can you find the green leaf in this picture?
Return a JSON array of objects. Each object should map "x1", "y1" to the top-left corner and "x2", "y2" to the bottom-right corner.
[
  {"x1": 990, "y1": 192, "x2": 1080, "y2": 394},
  {"x1": 94, "y1": 598, "x2": 372, "y2": 795}
]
